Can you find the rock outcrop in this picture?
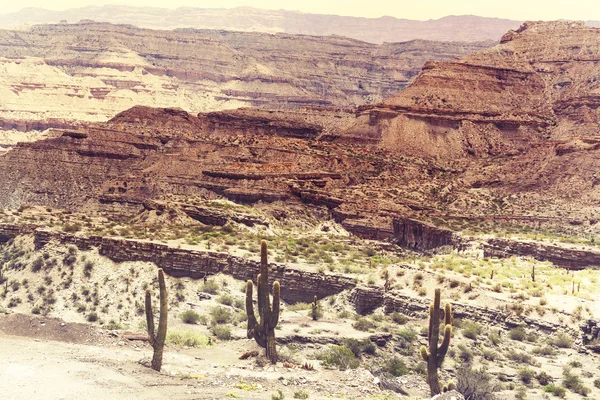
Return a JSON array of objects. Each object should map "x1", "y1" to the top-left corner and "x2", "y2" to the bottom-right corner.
[
  {"x1": 0, "y1": 21, "x2": 491, "y2": 130},
  {"x1": 2, "y1": 22, "x2": 600, "y2": 255}
]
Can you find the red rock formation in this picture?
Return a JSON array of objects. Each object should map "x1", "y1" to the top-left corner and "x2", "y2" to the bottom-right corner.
[{"x1": 0, "y1": 22, "x2": 491, "y2": 131}]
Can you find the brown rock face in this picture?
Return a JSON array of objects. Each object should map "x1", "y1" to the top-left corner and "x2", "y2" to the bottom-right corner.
[
  {"x1": 2, "y1": 21, "x2": 600, "y2": 245},
  {"x1": 0, "y1": 21, "x2": 491, "y2": 131}
]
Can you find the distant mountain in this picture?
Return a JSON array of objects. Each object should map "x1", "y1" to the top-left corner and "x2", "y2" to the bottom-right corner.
[{"x1": 0, "y1": 6, "x2": 529, "y2": 43}]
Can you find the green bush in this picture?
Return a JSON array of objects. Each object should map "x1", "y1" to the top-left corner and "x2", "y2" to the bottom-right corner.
[
  {"x1": 293, "y1": 391, "x2": 309, "y2": 399},
  {"x1": 180, "y1": 310, "x2": 201, "y2": 324},
  {"x1": 167, "y1": 330, "x2": 211, "y2": 347},
  {"x1": 344, "y1": 338, "x2": 376, "y2": 356},
  {"x1": 536, "y1": 371, "x2": 553, "y2": 386},
  {"x1": 543, "y1": 384, "x2": 566, "y2": 398},
  {"x1": 550, "y1": 332, "x2": 573, "y2": 348},
  {"x1": 386, "y1": 357, "x2": 409, "y2": 377},
  {"x1": 507, "y1": 350, "x2": 539, "y2": 366},
  {"x1": 318, "y1": 346, "x2": 360, "y2": 370},
  {"x1": 31, "y1": 257, "x2": 44, "y2": 272},
  {"x1": 352, "y1": 317, "x2": 375, "y2": 332},
  {"x1": 86, "y1": 312, "x2": 98, "y2": 322},
  {"x1": 217, "y1": 293, "x2": 233, "y2": 306},
  {"x1": 200, "y1": 279, "x2": 220, "y2": 295},
  {"x1": 508, "y1": 327, "x2": 527, "y2": 341},
  {"x1": 212, "y1": 324, "x2": 232, "y2": 340},
  {"x1": 518, "y1": 368, "x2": 535, "y2": 384},
  {"x1": 210, "y1": 306, "x2": 233, "y2": 324},
  {"x1": 562, "y1": 368, "x2": 590, "y2": 396},
  {"x1": 390, "y1": 312, "x2": 409, "y2": 324},
  {"x1": 462, "y1": 321, "x2": 483, "y2": 340}
]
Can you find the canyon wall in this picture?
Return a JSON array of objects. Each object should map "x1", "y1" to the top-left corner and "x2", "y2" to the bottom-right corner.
[{"x1": 0, "y1": 21, "x2": 491, "y2": 130}]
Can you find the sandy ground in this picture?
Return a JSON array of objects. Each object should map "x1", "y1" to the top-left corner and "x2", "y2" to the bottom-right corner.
[{"x1": 0, "y1": 313, "x2": 400, "y2": 400}]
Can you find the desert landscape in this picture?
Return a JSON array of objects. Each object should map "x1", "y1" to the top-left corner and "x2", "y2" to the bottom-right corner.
[{"x1": 1, "y1": 3, "x2": 600, "y2": 400}]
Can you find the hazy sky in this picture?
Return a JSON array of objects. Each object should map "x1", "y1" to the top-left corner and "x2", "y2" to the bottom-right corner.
[{"x1": 5, "y1": 0, "x2": 600, "y2": 21}]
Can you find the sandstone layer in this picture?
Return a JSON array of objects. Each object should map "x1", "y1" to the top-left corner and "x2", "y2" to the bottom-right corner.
[
  {"x1": 0, "y1": 21, "x2": 491, "y2": 131},
  {"x1": 1, "y1": 21, "x2": 600, "y2": 253}
]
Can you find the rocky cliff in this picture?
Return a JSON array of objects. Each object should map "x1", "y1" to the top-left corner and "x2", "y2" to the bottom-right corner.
[
  {"x1": 2, "y1": 22, "x2": 600, "y2": 248},
  {"x1": 0, "y1": 21, "x2": 491, "y2": 131}
]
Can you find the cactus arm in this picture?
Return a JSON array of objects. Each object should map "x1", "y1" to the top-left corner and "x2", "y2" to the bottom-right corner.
[
  {"x1": 256, "y1": 273, "x2": 265, "y2": 321},
  {"x1": 444, "y1": 303, "x2": 453, "y2": 326},
  {"x1": 270, "y1": 281, "x2": 280, "y2": 327},
  {"x1": 437, "y1": 325, "x2": 452, "y2": 367},
  {"x1": 145, "y1": 289, "x2": 155, "y2": 347},
  {"x1": 245, "y1": 281, "x2": 258, "y2": 339},
  {"x1": 430, "y1": 289, "x2": 441, "y2": 352}
]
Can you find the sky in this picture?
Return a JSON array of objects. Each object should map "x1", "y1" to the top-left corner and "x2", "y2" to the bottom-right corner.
[{"x1": 4, "y1": 0, "x2": 600, "y2": 21}]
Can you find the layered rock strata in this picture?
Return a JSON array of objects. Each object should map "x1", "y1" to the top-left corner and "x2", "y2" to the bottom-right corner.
[{"x1": 0, "y1": 21, "x2": 491, "y2": 130}]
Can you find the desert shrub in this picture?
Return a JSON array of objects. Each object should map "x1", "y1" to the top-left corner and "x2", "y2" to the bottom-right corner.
[
  {"x1": 63, "y1": 223, "x2": 82, "y2": 233},
  {"x1": 352, "y1": 317, "x2": 375, "y2": 332},
  {"x1": 508, "y1": 327, "x2": 527, "y2": 341},
  {"x1": 536, "y1": 371, "x2": 554, "y2": 386},
  {"x1": 386, "y1": 356, "x2": 409, "y2": 377},
  {"x1": 569, "y1": 360, "x2": 582, "y2": 368},
  {"x1": 344, "y1": 338, "x2": 376, "y2": 357},
  {"x1": 488, "y1": 331, "x2": 502, "y2": 346},
  {"x1": 518, "y1": 368, "x2": 535, "y2": 384},
  {"x1": 457, "y1": 343, "x2": 473, "y2": 364},
  {"x1": 550, "y1": 332, "x2": 573, "y2": 348},
  {"x1": 532, "y1": 345, "x2": 558, "y2": 357},
  {"x1": 389, "y1": 312, "x2": 408, "y2": 324},
  {"x1": 543, "y1": 384, "x2": 566, "y2": 398},
  {"x1": 594, "y1": 379, "x2": 600, "y2": 389},
  {"x1": 31, "y1": 306, "x2": 41, "y2": 314},
  {"x1": 293, "y1": 391, "x2": 309, "y2": 399},
  {"x1": 449, "y1": 279, "x2": 460, "y2": 288},
  {"x1": 180, "y1": 310, "x2": 201, "y2": 324},
  {"x1": 31, "y1": 257, "x2": 44, "y2": 272},
  {"x1": 462, "y1": 321, "x2": 483, "y2": 340},
  {"x1": 105, "y1": 320, "x2": 124, "y2": 330},
  {"x1": 212, "y1": 324, "x2": 232, "y2": 340},
  {"x1": 482, "y1": 349, "x2": 499, "y2": 361},
  {"x1": 86, "y1": 312, "x2": 98, "y2": 322},
  {"x1": 271, "y1": 389, "x2": 285, "y2": 400},
  {"x1": 456, "y1": 364, "x2": 499, "y2": 400},
  {"x1": 83, "y1": 261, "x2": 93, "y2": 278},
  {"x1": 166, "y1": 330, "x2": 210, "y2": 348},
  {"x1": 507, "y1": 350, "x2": 539, "y2": 366},
  {"x1": 515, "y1": 386, "x2": 527, "y2": 400},
  {"x1": 210, "y1": 306, "x2": 233, "y2": 324},
  {"x1": 318, "y1": 346, "x2": 360, "y2": 370},
  {"x1": 562, "y1": 368, "x2": 590, "y2": 396},
  {"x1": 200, "y1": 279, "x2": 220, "y2": 294},
  {"x1": 217, "y1": 293, "x2": 233, "y2": 306}
]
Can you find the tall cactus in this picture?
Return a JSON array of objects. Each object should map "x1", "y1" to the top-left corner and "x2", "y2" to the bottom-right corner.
[
  {"x1": 246, "y1": 240, "x2": 280, "y2": 363},
  {"x1": 145, "y1": 268, "x2": 168, "y2": 372},
  {"x1": 311, "y1": 295, "x2": 319, "y2": 321},
  {"x1": 420, "y1": 288, "x2": 453, "y2": 395}
]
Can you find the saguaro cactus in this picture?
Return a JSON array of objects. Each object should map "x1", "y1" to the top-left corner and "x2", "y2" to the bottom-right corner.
[
  {"x1": 420, "y1": 288, "x2": 453, "y2": 395},
  {"x1": 311, "y1": 295, "x2": 319, "y2": 321},
  {"x1": 145, "y1": 268, "x2": 168, "y2": 372},
  {"x1": 246, "y1": 241, "x2": 280, "y2": 363},
  {"x1": 531, "y1": 265, "x2": 535, "y2": 282}
]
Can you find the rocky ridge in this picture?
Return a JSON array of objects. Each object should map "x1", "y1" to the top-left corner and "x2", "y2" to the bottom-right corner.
[
  {"x1": 2, "y1": 21, "x2": 600, "y2": 256},
  {"x1": 0, "y1": 21, "x2": 491, "y2": 131}
]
